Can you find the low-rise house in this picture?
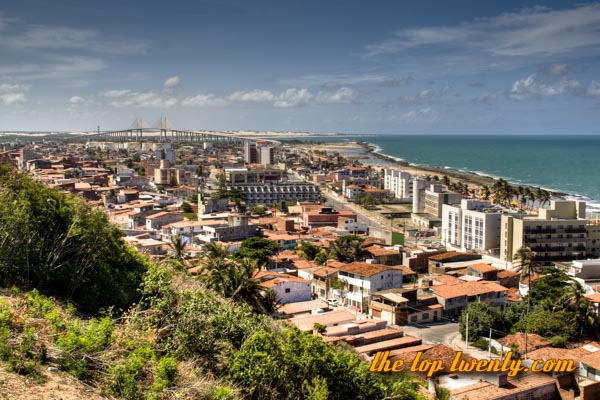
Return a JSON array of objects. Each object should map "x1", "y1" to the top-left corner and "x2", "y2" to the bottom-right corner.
[
  {"x1": 302, "y1": 207, "x2": 357, "y2": 229},
  {"x1": 195, "y1": 214, "x2": 259, "y2": 243},
  {"x1": 288, "y1": 310, "x2": 357, "y2": 332},
  {"x1": 369, "y1": 287, "x2": 442, "y2": 325},
  {"x1": 446, "y1": 371, "x2": 558, "y2": 400},
  {"x1": 431, "y1": 280, "x2": 509, "y2": 317},
  {"x1": 364, "y1": 245, "x2": 402, "y2": 266},
  {"x1": 255, "y1": 271, "x2": 312, "y2": 304},
  {"x1": 466, "y1": 263, "x2": 499, "y2": 281},
  {"x1": 263, "y1": 232, "x2": 298, "y2": 250},
  {"x1": 329, "y1": 261, "x2": 403, "y2": 313},
  {"x1": 146, "y1": 212, "x2": 185, "y2": 230},
  {"x1": 498, "y1": 269, "x2": 520, "y2": 288},
  {"x1": 311, "y1": 266, "x2": 340, "y2": 299},
  {"x1": 428, "y1": 251, "x2": 483, "y2": 274}
]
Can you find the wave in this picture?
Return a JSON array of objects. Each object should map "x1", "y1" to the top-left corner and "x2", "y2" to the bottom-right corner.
[{"x1": 370, "y1": 144, "x2": 600, "y2": 210}]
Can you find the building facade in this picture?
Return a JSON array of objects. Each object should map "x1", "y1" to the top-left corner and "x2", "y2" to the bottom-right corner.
[
  {"x1": 384, "y1": 169, "x2": 413, "y2": 200},
  {"x1": 501, "y1": 200, "x2": 587, "y2": 262},
  {"x1": 441, "y1": 199, "x2": 503, "y2": 252}
]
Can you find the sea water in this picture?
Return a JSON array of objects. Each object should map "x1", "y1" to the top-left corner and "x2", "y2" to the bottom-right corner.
[{"x1": 365, "y1": 135, "x2": 600, "y2": 215}]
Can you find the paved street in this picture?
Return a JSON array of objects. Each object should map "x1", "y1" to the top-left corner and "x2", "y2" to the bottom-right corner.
[
  {"x1": 402, "y1": 321, "x2": 500, "y2": 360},
  {"x1": 321, "y1": 189, "x2": 388, "y2": 230}
]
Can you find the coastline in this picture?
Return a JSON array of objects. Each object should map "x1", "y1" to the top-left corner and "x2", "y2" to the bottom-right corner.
[{"x1": 298, "y1": 140, "x2": 570, "y2": 199}]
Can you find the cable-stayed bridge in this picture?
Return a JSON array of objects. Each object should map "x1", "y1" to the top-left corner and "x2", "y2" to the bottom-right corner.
[{"x1": 78, "y1": 118, "x2": 277, "y2": 145}]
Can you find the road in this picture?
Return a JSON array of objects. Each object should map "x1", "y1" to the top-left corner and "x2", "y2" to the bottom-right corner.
[
  {"x1": 321, "y1": 189, "x2": 388, "y2": 230},
  {"x1": 402, "y1": 321, "x2": 500, "y2": 360}
]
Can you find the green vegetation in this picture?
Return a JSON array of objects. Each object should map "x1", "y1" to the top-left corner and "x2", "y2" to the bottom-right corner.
[
  {"x1": 0, "y1": 165, "x2": 149, "y2": 313},
  {"x1": 459, "y1": 260, "x2": 598, "y2": 346},
  {"x1": 0, "y1": 264, "x2": 424, "y2": 399},
  {"x1": 232, "y1": 236, "x2": 280, "y2": 265},
  {"x1": 0, "y1": 163, "x2": 424, "y2": 399},
  {"x1": 329, "y1": 234, "x2": 364, "y2": 263}
]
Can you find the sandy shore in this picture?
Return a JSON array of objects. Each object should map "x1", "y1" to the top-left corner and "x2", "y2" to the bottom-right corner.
[{"x1": 297, "y1": 141, "x2": 502, "y2": 191}]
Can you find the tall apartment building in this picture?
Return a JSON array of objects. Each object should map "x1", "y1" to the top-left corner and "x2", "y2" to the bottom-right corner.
[
  {"x1": 412, "y1": 178, "x2": 428, "y2": 213},
  {"x1": 441, "y1": 199, "x2": 503, "y2": 252},
  {"x1": 423, "y1": 184, "x2": 462, "y2": 217},
  {"x1": 244, "y1": 140, "x2": 275, "y2": 165},
  {"x1": 384, "y1": 169, "x2": 413, "y2": 200},
  {"x1": 153, "y1": 143, "x2": 175, "y2": 165},
  {"x1": 154, "y1": 160, "x2": 181, "y2": 186},
  {"x1": 500, "y1": 200, "x2": 587, "y2": 262}
]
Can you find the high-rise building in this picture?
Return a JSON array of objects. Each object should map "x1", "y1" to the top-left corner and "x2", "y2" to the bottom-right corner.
[
  {"x1": 244, "y1": 140, "x2": 275, "y2": 165},
  {"x1": 243, "y1": 142, "x2": 259, "y2": 164},
  {"x1": 500, "y1": 200, "x2": 587, "y2": 262},
  {"x1": 441, "y1": 199, "x2": 503, "y2": 252},
  {"x1": 384, "y1": 169, "x2": 413, "y2": 200}
]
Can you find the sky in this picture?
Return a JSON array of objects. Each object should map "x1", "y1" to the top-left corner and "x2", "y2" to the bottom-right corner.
[{"x1": 1, "y1": 0, "x2": 600, "y2": 134}]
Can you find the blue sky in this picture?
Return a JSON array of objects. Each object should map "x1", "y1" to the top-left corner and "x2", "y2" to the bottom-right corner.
[{"x1": 2, "y1": 0, "x2": 600, "y2": 134}]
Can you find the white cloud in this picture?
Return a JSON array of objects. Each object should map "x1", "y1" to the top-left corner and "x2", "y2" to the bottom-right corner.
[
  {"x1": 0, "y1": 56, "x2": 106, "y2": 81},
  {"x1": 315, "y1": 87, "x2": 359, "y2": 104},
  {"x1": 0, "y1": 26, "x2": 148, "y2": 54},
  {"x1": 228, "y1": 89, "x2": 276, "y2": 102},
  {"x1": 399, "y1": 87, "x2": 445, "y2": 104},
  {"x1": 364, "y1": 4, "x2": 600, "y2": 61},
  {"x1": 509, "y1": 73, "x2": 582, "y2": 99},
  {"x1": 588, "y1": 81, "x2": 600, "y2": 97},
  {"x1": 100, "y1": 89, "x2": 132, "y2": 98},
  {"x1": 273, "y1": 88, "x2": 313, "y2": 108},
  {"x1": 226, "y1": 87, "x2": 358, "y2": 107},
  {"x1": 0, "y1": 83, "x2": 31, "y2": 105},
  {"x1": 69, "y1": 96, "x2": 86, "y2": 105},
  {"x1": 109, "y1": 91, "x2": 178, "y2": 108},
  {"x1": 163, "y1": 76, "x2": 180, "y2": 90},
  {"x1": 181, "y1": 94, "x2": 229, "y2": 107},
  {"x1": 396, "y1": 107, "x2": 440, "y2": 123},
  {"x1": 541, "y1": 63, "x2": 574, "y2": 76},
  {"x1": 280, "y1": 73, "x2": 391, "y2": 87}
]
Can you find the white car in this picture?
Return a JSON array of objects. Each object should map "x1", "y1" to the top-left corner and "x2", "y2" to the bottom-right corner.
[{"x1": 327, "y1": 298, "x2": 338, "y2": 307}]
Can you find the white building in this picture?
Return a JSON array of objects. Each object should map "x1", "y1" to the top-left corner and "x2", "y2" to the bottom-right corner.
[
  {"x1": 441, "y1": 199, "x2": 503, "y2": 252},
  {"x1": 154, "y1": 143, "x2": 176, "y2": 165},
  {"x1": 423, "y1": 184, "x2": 462, "y2": 218},
  {"x1": 384, "y1": 169, "x2": 413, "y2": 201},
  {"x1": 256, "y1": 271, "x2": 312, "y2": 304},
  {"x1": 329, "y1": 261, "x2": 403, "y2": 313}
]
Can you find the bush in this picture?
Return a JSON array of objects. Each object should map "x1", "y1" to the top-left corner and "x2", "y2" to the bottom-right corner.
[
  {"x1": 551, "y1": 335, "x2": 569, "y2": 348},
  {"x1": 0, "y1": 165, "x2": 148, "y2": 313},
  {"x1": 56, "y1": 317, "x2": 114, "y2": 379},
  {"x1": 7, "y1": 327, "x2": 46, "y2": 382}
]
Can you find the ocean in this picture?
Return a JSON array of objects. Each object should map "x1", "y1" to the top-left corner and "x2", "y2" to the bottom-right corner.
[
  {"x1": 280, "y1": 134, "x2": 600, "y2": 215},
  {"x1": 365, "y1": 135, "x2": 600, "y2": 215}
]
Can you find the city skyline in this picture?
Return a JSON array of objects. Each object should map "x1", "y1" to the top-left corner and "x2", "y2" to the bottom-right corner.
[{"x1": 2, "y1": 0, "x2": 600, "y2": 134}]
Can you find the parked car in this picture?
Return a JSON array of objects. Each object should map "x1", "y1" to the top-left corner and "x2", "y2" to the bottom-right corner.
[{"x1": 327, "y1": 298, "x2": 338, "y2": 307}]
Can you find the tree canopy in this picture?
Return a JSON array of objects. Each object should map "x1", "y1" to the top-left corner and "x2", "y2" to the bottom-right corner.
[
  {"x1": 0, "y1": 164, "x2": 149, "y2": 313},
  {"x1": 233, "y1": 236, "x2": 280, "y2": 266}
]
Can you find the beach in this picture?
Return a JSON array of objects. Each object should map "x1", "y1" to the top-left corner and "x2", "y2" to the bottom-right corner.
[{"x1": 296, "y1": 140, "x2": 505, "y2": 192}]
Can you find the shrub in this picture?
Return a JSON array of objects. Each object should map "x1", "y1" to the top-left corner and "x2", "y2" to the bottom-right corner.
[{"x1": 56, "y1": 317, "x2": 114, "y2": 379}]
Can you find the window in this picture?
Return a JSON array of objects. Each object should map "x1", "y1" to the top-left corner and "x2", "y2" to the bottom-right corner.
[{"x1": 285, "y1": 288, "x2": 291, "y2": 293}]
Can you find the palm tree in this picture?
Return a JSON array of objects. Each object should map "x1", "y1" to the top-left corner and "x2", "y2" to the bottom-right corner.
[
  {"x1": 561, "y1": 280, "x2": 597, "y2": 336},
  {"x1": 442, "y1": 175, "x2": 451, "y2": 187},
  {"x1": 199, "y1": 254, "x2": 277, "y2": 314},
  {"x1": 169, "y1": 234, "x2": 187, "y2": 266},
  {"x1": 480, "y1": 185, "x2": 491, "y2": 200},
  {"x1": 513, "y1": 245, "x2": 539, "y2": 357},
  {"x1": 513, "y1": 246, "x2": 538, "y2": 289},
  {"x1": 536, "y1": 188, "x2": 551, "y2": 209}
]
